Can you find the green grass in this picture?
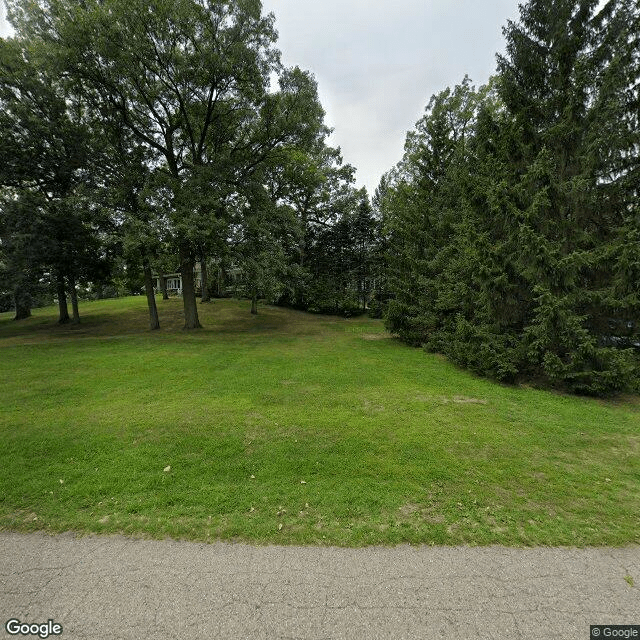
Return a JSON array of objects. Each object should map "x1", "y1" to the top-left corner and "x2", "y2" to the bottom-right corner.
[{"x1": 1, "y1": 296, "x2": 639, "y2": 546}]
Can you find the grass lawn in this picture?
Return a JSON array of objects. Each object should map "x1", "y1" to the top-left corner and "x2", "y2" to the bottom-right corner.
[{"x1": 1, "y1": 296, "x2": 639, "y2": 546}]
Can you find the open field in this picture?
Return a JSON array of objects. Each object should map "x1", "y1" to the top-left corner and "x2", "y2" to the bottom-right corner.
[{"x1": 1, "y1": 297, "x2": 639, "y2": 546}]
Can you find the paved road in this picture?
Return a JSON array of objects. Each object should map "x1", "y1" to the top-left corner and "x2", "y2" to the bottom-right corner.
[{"x1": 1, "y1": 532, "x2": 638, "y2": 639}]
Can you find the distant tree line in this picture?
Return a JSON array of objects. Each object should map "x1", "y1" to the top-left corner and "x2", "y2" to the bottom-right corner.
[
  {"x1": 378, "y1": 0, "x2": 639, "y2": 395},
  {"x1": 0, "y1": 0, "x2": 382, "y2": 326}
]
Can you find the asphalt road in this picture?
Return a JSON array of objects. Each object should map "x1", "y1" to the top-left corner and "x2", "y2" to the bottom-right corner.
[{"x1": 1, "y1": 532, "x2": 638, "y2": 639}]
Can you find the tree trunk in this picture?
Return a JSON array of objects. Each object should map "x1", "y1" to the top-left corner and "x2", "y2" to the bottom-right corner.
[
  {"x1": 13, "y1": 283, "x2": 32, "y2": 320},
  {"x1": 200, "y1": 257, "x2": 211, "y2": 303},
  {"x1": 68, "y1": 273, "x2": 80, "y2": 324},
  {"x1": 57, "y1": 273, "x2": 70, "y2": 324},
  {"x1": 180, "y1": 246, "x2": 202, "y2": 329},
  {"x1": 143, "y1": 258, "x2": 160, "y2": 330},
  {"x1": 215, "y1": 266, "x2": 224, "y2": 297},
  {"x1": 251, "y1": 294, "x2": 258, "y2": 315},
  {"x1": 295, "y1": 217, "x2": 308, "y2": 308},
  {"x1": 160, "y1": 275, "x2": 169, "y2": 300}
]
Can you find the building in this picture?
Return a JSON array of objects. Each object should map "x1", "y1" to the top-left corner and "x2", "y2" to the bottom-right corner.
[{"x1": 153, "y1": 263, "x2": 202, "y2": 296}]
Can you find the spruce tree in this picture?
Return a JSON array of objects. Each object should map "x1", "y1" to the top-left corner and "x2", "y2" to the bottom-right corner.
[
  {"x1": 382, "y1": 0, "x2": 639, "y2": 395},
  {"x1": 497, "y1": 0, "x2": 639, "y2": 393}
]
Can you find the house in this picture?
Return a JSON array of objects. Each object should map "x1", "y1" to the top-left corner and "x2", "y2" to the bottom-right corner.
[
  {"x1": 153, "y1": 261, "x2": 243, "y2": 298},
  {"x1": 153, "y1": 263, "x2": 202, "y2": 296}
]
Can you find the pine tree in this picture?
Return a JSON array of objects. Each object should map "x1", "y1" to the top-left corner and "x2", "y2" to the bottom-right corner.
[
  {"x1": 497, "y1": 0, "x2": 640, "y2": 393},
  {"x1": 381, "y1": 0, "x2": 639, "y2": 395},
  {"x1": 383, "y1": 78, "x2": 486, "y2": 346}
]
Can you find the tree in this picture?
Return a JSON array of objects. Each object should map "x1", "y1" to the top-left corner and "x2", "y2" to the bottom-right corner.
[
  {"x1": 0, "y1": 191, "x2": 41, "y2": 320},
  {"x1": 7, "y1": 0, "x2": 335, "y2": 329},
  {"x1": 303, "y1": 187, "x2": 378, "y2": 316},
  {"x1": 495, "y1": 0, "x2": 640, "y2": 393},
  {"x1": 230, "y1": 186, "x2": 295, "y2": 315},
  {"x1": 381, "y1": 0, "x2": 640, "y2": 395},
  {"x1": 350, "y1": 192, "x2": 379, "y2": 311},
  {"x1": 0, "y1": 34, "x2": 106, "y2": 324},
  {"x1": 99, "y1": 125, "x2": 165, "y2": 330},
  {"x1": 275, "y1": 149, "x2": 354, "y2": 301},
  {"x1": 383, "y1": 78, "x2": 487, "y2": 346}
]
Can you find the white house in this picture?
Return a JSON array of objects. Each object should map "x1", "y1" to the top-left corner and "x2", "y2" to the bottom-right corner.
[{"x1": 153, "y1": 263, "x2": 202, "y2": 296}]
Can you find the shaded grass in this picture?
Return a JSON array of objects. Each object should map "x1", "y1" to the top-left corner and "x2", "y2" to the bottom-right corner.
[{"x1": 1, "y1": 296, "x2": 639, "y2": 546}]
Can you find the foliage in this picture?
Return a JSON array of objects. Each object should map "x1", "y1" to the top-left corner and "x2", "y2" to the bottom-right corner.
[
  {"x1": 0, "y1": 35, "x2": 111, "y2": 322},
  {"x1": 304, "y1": 189, "x2": 381, "y2": 316},
  {"x1": 3, "y1": 0, "x2": 638, "y2": 398},
  {"x1": 381, "y1": 0, "x2": 640, "y2": 396},
  {"x1": 4, "y1": 0, "x2": 339, "y2": 328}
]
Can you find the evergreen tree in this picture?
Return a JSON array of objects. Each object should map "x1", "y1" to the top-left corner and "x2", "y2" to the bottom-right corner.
[
  {"x1": 496, "y1": 0, "x2": 640, "y2": 393},
  {"x1": 382, "y1": 0, "x2": 639, "y2": 395},
  {"x1": 304, "y1": 188, "x2": 378, "y2": 316},
  {"x1": 383, "y1": 78, "x2": 486, "y2": 346}
]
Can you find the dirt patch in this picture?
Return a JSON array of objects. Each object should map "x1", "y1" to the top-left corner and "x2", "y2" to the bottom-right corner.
[
  {"x1": 415, "y1": 395, "x2": 488, "y2": 405},
  {"x1": 625, "y1": 435, "x2": 640, "y2": 453},
  {"x1": 362, "y1": 399, "x2": 385, "y2": 413},
  {"x1": 398, "y1": 503, "x2": 419, "y2": 517},
  {"x1": 451, "y1": 396, "x2": 488, "y2": 405},
  {"x1": 425, "y1": 514, "x2": 446, "y2": 524},
  {"x1": 2, "y1": 510, "x2": 39, "y2": 524},
  {"x1": 360, "y1": 333, "x2": 390, "y2": 340},
  {"x1": 398, "y1": 503, "x2": 446, "y2": 525}
]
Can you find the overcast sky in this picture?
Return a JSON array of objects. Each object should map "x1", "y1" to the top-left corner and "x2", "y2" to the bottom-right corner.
[
  {"x1": 1, "y1": 0, "x2": 523, "y2": 195},
  {"x1": 260, "y1": 0, "x2": 523, "y2": 195}
]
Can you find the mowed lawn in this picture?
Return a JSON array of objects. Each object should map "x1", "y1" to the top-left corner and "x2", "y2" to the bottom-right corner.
[{"x1": 1, "y1": 296, "x2": 639, "y2": 546}]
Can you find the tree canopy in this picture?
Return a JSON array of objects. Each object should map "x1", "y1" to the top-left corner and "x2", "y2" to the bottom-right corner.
[
  {"x1": 380, "y1": 0, "x2": 640, "y2": 395},
  {"x1": 1, "y1": 0, "x2": 365, "y2": 327}
]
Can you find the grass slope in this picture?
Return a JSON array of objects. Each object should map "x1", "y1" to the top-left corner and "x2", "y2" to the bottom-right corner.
[{"x1": 1, "y1": 297, "x2": 639, "y2": 546}]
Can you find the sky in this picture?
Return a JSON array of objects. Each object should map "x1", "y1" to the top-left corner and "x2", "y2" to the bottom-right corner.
[
  {"x1": 0, "y1": 0, "x2": 524, "y2": 195},
  {"x1": 260, "y1": 0, "x2": 523, "y2": 194}
]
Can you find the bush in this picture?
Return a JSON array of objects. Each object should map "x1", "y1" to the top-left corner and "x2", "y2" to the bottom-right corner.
[{"x1": 541, "y1": 346, "x2": 637, "y2": 397}]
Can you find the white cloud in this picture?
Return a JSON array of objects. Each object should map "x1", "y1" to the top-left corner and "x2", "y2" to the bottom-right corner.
[
  {"x1": 263, "y1": 0, "x2": 522, "y2": 194},
  {"x1": 0, "y1": 4, "x2": 14, "y2": 38}
]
